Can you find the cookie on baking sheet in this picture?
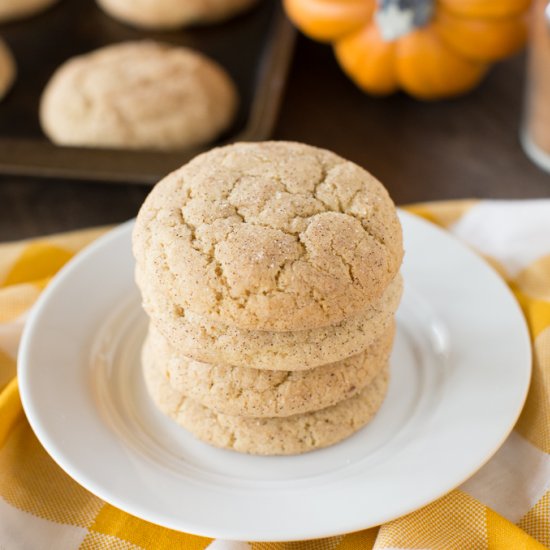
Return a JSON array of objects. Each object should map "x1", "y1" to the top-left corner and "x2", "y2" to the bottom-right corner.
[
  {"x1": 0, "y1": 39, "x2": 15, "y2": 101},
  {"x1": 143, "y1": 355, "x2": 390, "y2": 455},
  {"x1": 133, "y1": 141, "x2": 403, "y2": 332},
  {"x1": 138, "y1": 268, "x2": 402, "y2": 370},
  {"x1": 40, "y1": 41, "x2": 237, "y2": 151},
  {"x1": 0, "y1": 0, "x2": 57, "y2": 22},
  {"x1": 143, "y1": 321, "x2": 394, "y2": 417},
  {"x1": 97, "y1": 0, "x2": 257, "y2": 29}
]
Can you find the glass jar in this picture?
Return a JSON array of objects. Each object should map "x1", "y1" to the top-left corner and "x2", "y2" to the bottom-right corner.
[{"x1": 522, "y1": 0, "x2": 550, "y2": 172}]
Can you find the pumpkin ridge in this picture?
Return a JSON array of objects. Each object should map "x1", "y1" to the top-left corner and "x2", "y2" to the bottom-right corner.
[
  {"x1": 437, "y1": 0, "x2": 531, "y2": 19},
  {"x1": 433, "y1": 8, "x2": 528, "y2": 62},
  {"x1": 284, "y1": 0, "x2": 374, "y2": 42},
  {"x1": 395, "y1": 27, "x2": 489, "y2": 100},
  {"x1": 335, "y1": 22, "x2": 399, "y2": 95}
]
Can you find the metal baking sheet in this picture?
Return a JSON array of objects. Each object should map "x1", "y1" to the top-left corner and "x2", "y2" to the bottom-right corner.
[{"x1": 0, "y1": 0, "x2": 295, "y2": 183}]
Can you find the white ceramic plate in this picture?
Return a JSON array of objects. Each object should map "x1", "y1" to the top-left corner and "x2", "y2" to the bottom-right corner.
[{"x1": 18, "y1": 211, "x2": 531, "y2": 542}]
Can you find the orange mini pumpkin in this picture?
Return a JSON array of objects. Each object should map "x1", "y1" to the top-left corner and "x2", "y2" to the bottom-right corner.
[{"x1": 284, "y1": 0, "x2": 530, "y2": 99}]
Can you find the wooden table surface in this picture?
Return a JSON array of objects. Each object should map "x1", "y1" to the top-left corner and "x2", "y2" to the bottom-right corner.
[{"x1": 1, "y1": 36, "x2": 549, "y2": 242}]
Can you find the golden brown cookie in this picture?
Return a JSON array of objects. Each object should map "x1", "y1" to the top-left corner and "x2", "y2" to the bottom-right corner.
[
  {"x1": 133, "y1": 141, "x2": 403, "y2": 331},
  {"x1": 40, "y1": 41, "x2": 237, "y2": 150},
  {"x1": 143, "y1": 322, "x2": 394, "y2": 417},
  {"x1": 138, "y1": 267, "x2": 402, "y2": 370},
  {"x1": 144, "y1": 354, "x2": 390, "y2": 455},
  {"x1": 97, "y1": 0, "x2": 257, "y2": 29}
]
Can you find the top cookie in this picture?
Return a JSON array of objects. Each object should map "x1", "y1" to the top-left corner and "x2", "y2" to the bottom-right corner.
[
  {"x1": 97, "y1": 0, "x2": 257, "y2": 30},
  {"x1": 133, "y1": 141, "x2": 403, "y2": 331}
]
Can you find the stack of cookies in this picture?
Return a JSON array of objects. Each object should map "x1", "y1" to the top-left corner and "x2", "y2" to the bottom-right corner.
[{"x1": 133, "y1": 141, "x2": 403, "y2": 455}]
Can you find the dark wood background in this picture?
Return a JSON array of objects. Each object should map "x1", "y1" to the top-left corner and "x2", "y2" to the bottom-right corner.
[{"x1": 1, "y1": 35, "x2": 549, "y2": 241}]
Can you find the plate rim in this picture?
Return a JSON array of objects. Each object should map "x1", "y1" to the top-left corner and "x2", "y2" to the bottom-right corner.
[{"x1": 17, "y1": 211, "x2": 532, "y2": 541}]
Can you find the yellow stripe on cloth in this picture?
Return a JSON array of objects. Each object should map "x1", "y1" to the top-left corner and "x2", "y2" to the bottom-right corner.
[
  {"x1": 404, "y1": 199, "x2": 479, "y2": 228},
  {"x1": 0, "y1": 226, "x2": 110, "y2": 288},
  {"x1": 515, "y1": 327, "x2": 550, "y2": 454},
  {"x1": 251, "y1": 539, "x2": 344, "y2": 550},
  {"x1": 0, "y1": 242, "x2": 25, "y2": 289},
  {"x1": 35, "y1": 227, "x2": 110, "y2": 255},
  {"x1": 2, "y1": 242, "x2": 74, "y2": 287},
  {"x1": 337, "y1": 528, "x2": 378, "y2": 549},
  {"x1": 0, "y1": 417, "x2": 104, "y2": 527},
  {"x1": 79, "y1": 531, "x2": 143, "y2": 549},
  {"x1": 87, "y1": 503, "x2": 212, "y2": 549},
  {"x1": 517, "y1": 491, "x2": 550, "y2": 548},
  {"x1": 0, "y1": 283, "x2": 41, "y2": 323},
  {"x1": 0, "y1": 349, "x2": 16, "y2": 392},
  {"x1": 515, "y1": 255, "x2": 550, "y2": 302},
  {"x1": 375, "y1": 490, "x2": 488, "y2": 549},
  {"x1": 512, "y1": 287, "x2": 550, "y2": 340},
  {"x1": 487, "y1": 508, "x2": 548, "y2": 550},
  {"x1": 0, "y1": 378, "x2": 23, "y2": 448}
]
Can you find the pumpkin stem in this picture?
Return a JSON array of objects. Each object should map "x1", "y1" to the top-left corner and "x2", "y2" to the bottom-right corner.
[{"x1": 375, "y1": 0, "x2": 434, "y2": 41}]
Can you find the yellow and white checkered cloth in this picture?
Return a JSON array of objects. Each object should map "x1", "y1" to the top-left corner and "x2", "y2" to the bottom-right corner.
[{"x1": 0, "y1": 200, "x2": 549, "y2": 550}]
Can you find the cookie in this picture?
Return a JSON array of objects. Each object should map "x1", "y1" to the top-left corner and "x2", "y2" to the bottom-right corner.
[
  {"x1": 97, "y1": 0, "x2": 257, "y2": 29},
  {"x1": 138, "y1": 267, "x2": 402, "y2": 370},
  {"x1": 144, "y1": 356, "x2": 390, "y2": 455},
  {"x1": 0, "y1": 39, "x2": 15, "y2": 101},
  {"x1": 133, "y1": 141, "x2": 403, "y2": 331},
  {"x1": 40, "y1": 41, "x2": 237, "y2": 150},
  {"x1": 0, "y1": 0, "x2": 57, "y2": 22},
  {"x1": 143, "y1": 322, "x2": 394, "y2": 417}
]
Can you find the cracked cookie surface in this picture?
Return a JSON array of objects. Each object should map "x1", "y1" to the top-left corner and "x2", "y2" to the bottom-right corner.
[
  {"x1": 143, "y1": 322, "x2": 393, "y2": 417},
  {"x1": 0, "y1": 39, "x2": 15, "y2": 101},
  {"x1": 138, "y1": 267, "x2": 402, "y2": 370},
  {"x1": 133, "y1": 141, "x2": 403, "y2": 331},
  {"x1": 144, "y1": 353, "x2": 390, "y2": 455},
  {"x1": 97, "y1": 0, "x2": 257, "y2": 29},
  {"x1": 40, "y1": 41, "x2": 237, "y2": 150}
]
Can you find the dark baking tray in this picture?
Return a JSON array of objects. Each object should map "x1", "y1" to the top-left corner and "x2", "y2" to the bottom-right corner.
[{"x1": 0, "y1": 0, "x2": 295, "y2": 183}]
